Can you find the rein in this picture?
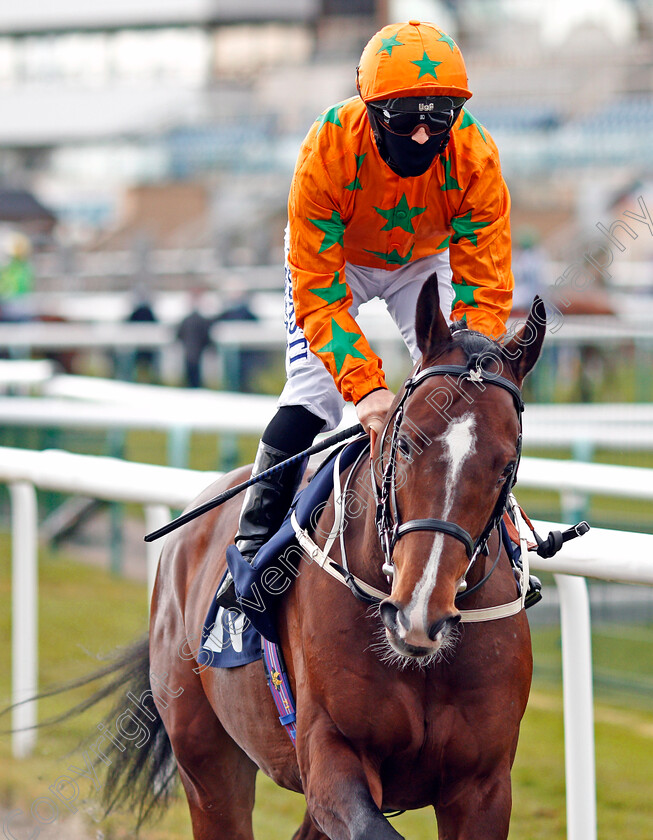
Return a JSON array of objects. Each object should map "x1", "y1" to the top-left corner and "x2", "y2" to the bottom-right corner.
[{"x1": 290, "y1": 352, "x2": 532, "y2": 623}]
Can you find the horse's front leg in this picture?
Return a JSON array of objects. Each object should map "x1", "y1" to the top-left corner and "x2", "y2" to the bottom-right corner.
[
  {"x1": 435, "y1": 765, "x2": 512, "y2": 840},
  {"x1": 298, "y1": 720, "x2": 403, "y2": 840}
]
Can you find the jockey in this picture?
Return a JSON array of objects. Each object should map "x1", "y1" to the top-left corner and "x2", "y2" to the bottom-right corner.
[{"x1": 216, "y1": 20, "x2": 514, "y2": 610}]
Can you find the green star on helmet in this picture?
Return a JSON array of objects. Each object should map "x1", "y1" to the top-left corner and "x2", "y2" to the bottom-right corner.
[
  {"x1": 452, "y1": 278, "x2": 480, "y2": 308},
  {"x1": 451, "y1": 211, "x2": 490, "y2": 247},
  {"x1": 318, "y1": 319, "x2": 366, "y2": 374},
  {"x1": 309, "y1": 211, "x2": 345, "y2": 253},
  {"x1": 374, "y1": 194, "x2": 426, "y2": 234},
  {"x1": 377, "y1": 32, "x2": 404, "y2": 56},
  {"x1": 410, "y1": 51, "x2": 442, "y2": 80},
  {"x1": 310, "y1": 270, "x2": 348, "y2": 305},
  {"x1": 315, "y1": 102, "x2": 345, "y2": 135},
  {"x1": 437, "y1": 31, "x2": 457, "y2": 52}
]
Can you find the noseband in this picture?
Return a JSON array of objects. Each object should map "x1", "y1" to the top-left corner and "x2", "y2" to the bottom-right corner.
[{"x1": 373, "y1": 352, "x2": 524, "y2": 582}]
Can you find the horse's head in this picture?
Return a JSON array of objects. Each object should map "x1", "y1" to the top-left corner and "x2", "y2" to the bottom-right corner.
[{"x1": 377, "y1": 273, "x2": 546, "y2": 663}]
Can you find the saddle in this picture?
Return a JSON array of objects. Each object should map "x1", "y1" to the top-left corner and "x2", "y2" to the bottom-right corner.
[
  {"x1": 196, "y1": 437, "x2": 368, "y2": 669},
  {"x1": 225, "y1": 436, "x2": 370, "y2": 644}
]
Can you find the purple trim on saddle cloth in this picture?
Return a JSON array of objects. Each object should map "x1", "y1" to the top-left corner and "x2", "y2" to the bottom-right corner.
[{"x1": 262, "y1": 637, "x2": 297, "y2": 745}]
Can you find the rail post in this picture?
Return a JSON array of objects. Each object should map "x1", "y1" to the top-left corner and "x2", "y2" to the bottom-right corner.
[
  {"x1": 10, "y1": 481, "x2": 38, "y2": 758},
  {"x1": 561, "y1": 439, "x2": 594, "y2": 523},
  {"x1": 555, "y1": 573, "x2": 597, "y2": 840}
]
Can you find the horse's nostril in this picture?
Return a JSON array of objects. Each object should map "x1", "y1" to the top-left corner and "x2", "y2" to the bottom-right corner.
[
  {"x1": 396, "y1": 608, "x2": 411, "y2": 632},
  {"x1": 428, "y1": 618, "x2": 445, "y2": 641},
  {"x1": 380, "y1": 601, "x2": 399, "y2": 632},
  {"x1": 428, "y1": 614, "x2": 461, "y2": 641}
]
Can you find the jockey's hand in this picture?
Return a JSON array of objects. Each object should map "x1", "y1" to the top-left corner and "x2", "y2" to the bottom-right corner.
[{"x1": 355, "y1": 388, "x2": 395, "y2": 436}]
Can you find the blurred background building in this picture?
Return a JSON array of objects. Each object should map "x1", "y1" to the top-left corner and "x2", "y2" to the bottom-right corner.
[{"x1": 1, "y1": 0, "x2": 652, "y2": 339}]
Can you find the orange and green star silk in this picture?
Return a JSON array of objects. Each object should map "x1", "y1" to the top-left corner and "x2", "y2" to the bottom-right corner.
[
  {"x1": 440, "y1": 155, "x2": 461, "y2": 191},
  {"x1": 457, "y1": 109, "x2": 487, "y2": 143},
  {"x1": 315, "y1": 102, "x2": 345, "y2": 135},
  {"x1": 452, "y1": 278, "x2": 480, "y2": 309},
  {"x1": 286, "y1": 83, "x2": 512, "y2": 404},
  {"x1": 410, "y1": 51, "x2": 442, "y2": 80},
  {"x1": 344, "y1": 153, "x2": 366, "y2": 192},
  {"x1": 317, "y1": 319, "x2": 367, "y2": 374},
  {"x1": 451, "y1": 210, "x2": 490, "y2": 247},
  {"x1": 364, "y1": 244, "x2": 415, "y2": 266},
  {"x1": 376, "y1": 32, "x2": 404, "y2": 57},
  {"x1": 357, "y1": 20, "x2": 471, "y2": 101},
  {"x1": 374, "y1": 194, "x2": 426, "y2": 233},
  {"x1": 309, "y1": 211, "x2": 345, "y2": 253},
  {"x1": 310, "y1": 271, "x2": 348, "y2": 305}
]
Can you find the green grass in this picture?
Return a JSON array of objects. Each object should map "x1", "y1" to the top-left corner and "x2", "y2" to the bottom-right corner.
[
  {"x1": 1, "y1": 537, "x2": 653, "y2": 838},
  {"x1": 531, "y1": 625, "x2": 653, "y2": 707}
]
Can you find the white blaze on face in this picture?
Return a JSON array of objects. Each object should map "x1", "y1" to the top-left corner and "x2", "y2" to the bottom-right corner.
[
  {"x1": 440, "y1": 413, "x2": 477, "y2": 513},
  {"x1": 400, "y1": 414, "x2": 477, "y2": 638}
]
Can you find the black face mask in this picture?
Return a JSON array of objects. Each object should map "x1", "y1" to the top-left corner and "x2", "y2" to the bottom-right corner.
[{"x1": 367, "y1": 106, "x2": 451, "y2": 178}]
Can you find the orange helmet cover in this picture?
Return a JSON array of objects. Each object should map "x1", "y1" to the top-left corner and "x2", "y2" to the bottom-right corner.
[{"x1": 357, "y1": 20, "x2": 472, "y2": 103}]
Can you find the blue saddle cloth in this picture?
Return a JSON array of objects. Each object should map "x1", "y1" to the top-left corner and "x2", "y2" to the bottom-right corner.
[
  {"x1": 196, "y1": 605, "x2": 262, "y2": 669},
  {"x1": 197, "y1": 435, "x2": 369, "y2": 667}
]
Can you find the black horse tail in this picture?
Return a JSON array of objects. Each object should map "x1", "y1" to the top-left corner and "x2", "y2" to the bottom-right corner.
[{"x1": 1, "y1": 635, "x2": 177, "y2": 830}]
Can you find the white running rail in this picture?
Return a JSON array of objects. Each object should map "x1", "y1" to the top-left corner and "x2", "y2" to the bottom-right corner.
[{"x1": 1, "y1": 447, "x2": 652, "y2": 840}]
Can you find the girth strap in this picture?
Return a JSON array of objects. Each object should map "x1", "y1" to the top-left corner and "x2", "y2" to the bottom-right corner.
[{"x1": 395, "y1": 519, "x2": 475, "y2": 560}]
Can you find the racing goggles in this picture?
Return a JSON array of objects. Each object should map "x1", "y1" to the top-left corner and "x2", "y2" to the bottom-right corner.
[{"x1": 367, "y1": 96, "x2": 466, "y2": 137}]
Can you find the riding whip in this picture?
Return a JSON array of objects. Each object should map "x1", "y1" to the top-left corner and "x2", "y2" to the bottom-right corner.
[{"x1": 144, "y1": 423, "x2": 365, "y2": 542}]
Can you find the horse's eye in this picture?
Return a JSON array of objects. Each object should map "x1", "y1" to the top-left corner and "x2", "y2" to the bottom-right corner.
[
  {"x1": 397, "y1": 437, "x2": 412, "y2": 459},
  {"x1": 497, "y1": 462, "x2": 516, "y2": 485}
]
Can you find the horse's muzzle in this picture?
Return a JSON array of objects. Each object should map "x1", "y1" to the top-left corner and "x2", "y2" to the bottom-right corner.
[{"x1": 380, "y1": 601, "x2": 461, "y2": 657}]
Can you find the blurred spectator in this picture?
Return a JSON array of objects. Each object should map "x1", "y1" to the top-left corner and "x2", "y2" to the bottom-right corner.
[
  {"x1": 176, "y1": 290, "x2": 216, "y2": 388},
  {"x1": 511, "y1": 227, "x2": 548, "y2": 316},
  {"x1": 0, "y1": 232, "x2": 35, "y2": 321},
  {"x1": 214, "y1": 295, "x2": 257, "y2": 325},
  {"x1": 213, "y1": 281, "x2": 268, "y2": 393},
  {"x1": 126, "y1": 285, "x2": 159, "y2": 381}
]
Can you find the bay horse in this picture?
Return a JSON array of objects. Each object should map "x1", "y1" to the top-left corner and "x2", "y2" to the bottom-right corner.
[
  {"x1": 146, "y1": 277, "x2": 545, "y2": 839},
  {"x1": 30, "y1": 277, "x2": 546, "y2": 839}
]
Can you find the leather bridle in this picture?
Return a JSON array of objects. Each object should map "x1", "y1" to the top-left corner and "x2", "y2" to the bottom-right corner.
[{"x1": 372, "y1": 352, "x2": 524, "y2": 584}]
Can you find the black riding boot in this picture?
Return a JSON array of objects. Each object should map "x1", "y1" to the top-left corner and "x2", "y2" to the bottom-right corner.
[{"x1": 215, "y1": 441, "x2": 306, "y2": 611}]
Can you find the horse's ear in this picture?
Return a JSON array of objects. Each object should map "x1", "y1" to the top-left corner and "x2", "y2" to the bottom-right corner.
[
  {"x1": 415, "y1": 272, "x2": 451, "y2": 359},
  {"x1": 503, "y1": 296, "x2": 547, "y2": 383}
]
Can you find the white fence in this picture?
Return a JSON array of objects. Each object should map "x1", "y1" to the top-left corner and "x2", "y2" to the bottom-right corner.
[
  {"x1": 1, "y1": 446, "x2": 653, "y2": 840},
  {"x1": 0, "y1": 373, "x2": 651, "y2": 464}
]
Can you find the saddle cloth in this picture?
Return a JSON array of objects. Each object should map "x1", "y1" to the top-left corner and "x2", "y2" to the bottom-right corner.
[{"x1": 196, "y1": 435, "x2": 370, "y2": 667}]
